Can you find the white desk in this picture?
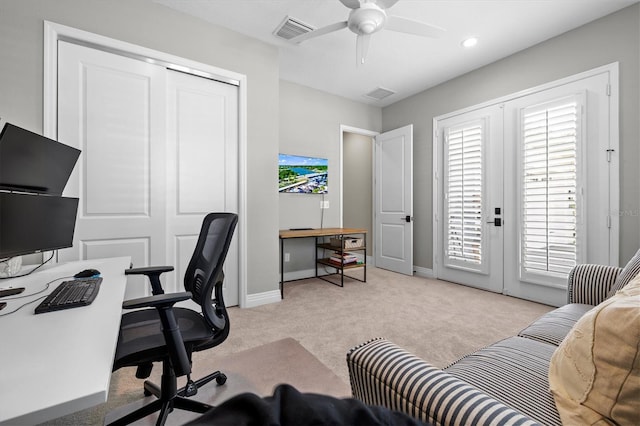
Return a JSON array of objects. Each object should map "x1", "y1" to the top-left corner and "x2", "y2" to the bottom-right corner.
[{"x1": 0, "y1": 257, "x2": 130, "y2": 425}]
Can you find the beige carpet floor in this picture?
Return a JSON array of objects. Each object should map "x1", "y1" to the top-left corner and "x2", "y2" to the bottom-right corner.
[{"x1": 46, "y1": 266, "x2": 553, "y2": 425}]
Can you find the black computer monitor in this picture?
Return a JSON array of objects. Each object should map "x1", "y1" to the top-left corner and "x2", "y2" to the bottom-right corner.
[
  {"x1": 0, "y1": 123, "x2": 81, "y2": 195},
  {"x1": 0, "y1": 192, "x2": 79, "y2": 259}
]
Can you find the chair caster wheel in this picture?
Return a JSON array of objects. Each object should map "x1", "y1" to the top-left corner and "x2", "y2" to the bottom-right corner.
[{"x1": 216, "y1": 374, "x2": 227, "y2": 385}]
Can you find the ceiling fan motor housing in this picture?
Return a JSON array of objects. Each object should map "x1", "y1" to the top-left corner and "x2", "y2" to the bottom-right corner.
[{"x1": 348, "y1": 3, "x2": 387, "y2": 35}]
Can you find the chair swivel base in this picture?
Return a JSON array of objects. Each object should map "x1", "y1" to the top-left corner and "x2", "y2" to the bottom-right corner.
[
  {"x1": 107, "y1": 395, "x2": 213, "y2": 426},
  {"x1": 143, "y1": 370, "x2": 227, "y2": 398},
  {"x1": 106, "y1": 366, "x2": 226, "y2": 426}
]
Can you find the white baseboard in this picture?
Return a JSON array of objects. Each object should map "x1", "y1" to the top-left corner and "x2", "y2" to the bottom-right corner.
[
  {"x1": 244, "y1": 290, "x2": 281, "y2": 308},
  {"x1": 414, "y1": 266, "x2": 434, "y2": 278}
]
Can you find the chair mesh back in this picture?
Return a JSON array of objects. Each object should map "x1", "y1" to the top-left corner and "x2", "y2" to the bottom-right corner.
[{"x1": 183, "y1": 213, "x2": 238, "y2": 334}]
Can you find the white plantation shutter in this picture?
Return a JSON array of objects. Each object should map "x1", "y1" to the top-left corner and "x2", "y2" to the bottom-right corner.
[
  {"x1": 521, "y1": 98, "x2": 580, "y2": 276},
  {"x1": 445, "y1": 121, "x2": 484, "y2": 269}
]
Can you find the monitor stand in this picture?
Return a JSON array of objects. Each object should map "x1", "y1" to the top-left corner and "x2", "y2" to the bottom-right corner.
[{"x1": 0, "y1": 287, "x2": 25, "y2": 297}]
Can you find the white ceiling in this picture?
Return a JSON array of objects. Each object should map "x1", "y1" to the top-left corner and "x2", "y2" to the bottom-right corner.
[{"x1": 154, "y1": 0, "x2": 637, "y2": 107}]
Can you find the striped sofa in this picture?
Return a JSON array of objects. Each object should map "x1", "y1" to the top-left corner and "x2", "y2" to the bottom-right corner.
[{"x1": 346, "y1": 262, "x2": 638, "y2": 426}]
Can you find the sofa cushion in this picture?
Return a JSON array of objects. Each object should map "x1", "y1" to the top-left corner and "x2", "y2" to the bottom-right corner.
[
  {"x1": 606, "y1": 248, "x2": 640, "y2": 297},
  {"x1": 548, "y1": 275, "x2": 640, "y2": 425},
  {"x1": 518, "y1": 303, "x2": 593, "y2": 346},
  {"x1": 445, "y1": 336, "x2": 560, "y2": 426}
]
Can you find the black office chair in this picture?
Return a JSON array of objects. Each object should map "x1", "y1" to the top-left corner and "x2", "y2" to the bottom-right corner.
[{"x1": 108, "y1": 212, "x2": 238, "y2": 426}]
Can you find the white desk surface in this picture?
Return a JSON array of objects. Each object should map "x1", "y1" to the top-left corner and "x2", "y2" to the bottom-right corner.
[{"x1": 0, "y1": 256, "x2": 130, "y2": 425}]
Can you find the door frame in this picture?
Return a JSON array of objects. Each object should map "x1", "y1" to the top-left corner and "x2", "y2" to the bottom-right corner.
[
  {"x1": 42, "y1": 21, "x2": 249, "y2": 307},
  {"x1": 433, "y1": 62, "x2": 620, "y2": 279},
  {"x1": 339, "y1": 125, "x2": 378, "y2": 265}
]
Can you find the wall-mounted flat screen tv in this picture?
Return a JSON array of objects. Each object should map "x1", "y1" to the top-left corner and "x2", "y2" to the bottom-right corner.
[{"x1": 278, "y1": 154, "x2": 328, "y2": 194}]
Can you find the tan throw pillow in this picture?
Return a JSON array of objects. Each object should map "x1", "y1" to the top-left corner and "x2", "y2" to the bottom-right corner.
[{"x1": 549, "y1": 275, "x2": 640, "y2": 425}]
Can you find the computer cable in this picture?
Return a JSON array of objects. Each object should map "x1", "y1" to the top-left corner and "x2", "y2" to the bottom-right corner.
[
  {"x1": 0, "y1": 251, "x2": 55, "y2": 280},
  {"x1": 0, "y1": 275, "x2": 73, "y2": 316}
]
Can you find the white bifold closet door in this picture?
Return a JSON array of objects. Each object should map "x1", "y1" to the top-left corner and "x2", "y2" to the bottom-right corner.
[{"x1": 57, "y1": 41, "x2": 239, "y2": 305}]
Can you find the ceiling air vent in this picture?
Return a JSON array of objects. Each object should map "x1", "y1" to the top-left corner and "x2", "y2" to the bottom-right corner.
[
  {"x1": 274, "y1": 16, "x2": 315, "y2": 41},
  {"x1": 364, "y1": 87, "x2": 396, "y2": 101}
]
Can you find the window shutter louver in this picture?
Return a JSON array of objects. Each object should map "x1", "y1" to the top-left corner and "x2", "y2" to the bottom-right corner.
[
  {"x1": 522, "y1": 100, "x2": 579, "y2": 276},
  {"x1": 446, "y1": 123, "x2": 483, "y2": 266}
]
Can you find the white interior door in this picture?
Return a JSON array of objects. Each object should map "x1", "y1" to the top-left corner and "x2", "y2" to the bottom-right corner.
[
  {"x1": 57, "y1": 41, "x2": 166, "y2": 300},
  {"x1": 165, "y1": 70, "x2": 239, "y2": 305},
  {"x1": 435, "y1": 105, "x2": 504, "y2": 293},
  {"x1": 57, "y1": 41, "x2": 240, "y2": 305},
  {"x1": 374, "y1": 125, "x2": 413, "y2": 275}
]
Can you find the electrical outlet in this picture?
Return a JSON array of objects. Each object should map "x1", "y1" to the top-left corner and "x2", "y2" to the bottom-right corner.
[{"x1": 284, "y1": 252, "x2": 290, "y2": 262}]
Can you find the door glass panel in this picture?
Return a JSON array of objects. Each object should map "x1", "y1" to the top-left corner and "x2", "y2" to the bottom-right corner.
[
  {"x1": 521, "y1": 98, "x2": 579, "y2": 276},
  {"x1": 445, "y1": 121, "x2": 484, "y2": 268}
]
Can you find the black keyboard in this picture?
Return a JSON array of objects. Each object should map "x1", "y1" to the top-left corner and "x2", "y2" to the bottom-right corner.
[{"x1": 35, "y1": 277, "x2": 102, "y2": 314}]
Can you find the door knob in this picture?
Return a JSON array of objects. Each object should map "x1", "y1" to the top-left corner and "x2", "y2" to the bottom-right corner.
[{"x1": 486, "y1": 218, "x2": 502, "y2": 226}]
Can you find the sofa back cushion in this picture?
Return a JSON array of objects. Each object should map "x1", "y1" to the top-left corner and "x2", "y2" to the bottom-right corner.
[
  {"x1": 606, "y1": 248, "x2": 640, "y2": 298},
  {"x1": 548, "y1": 275, "x2": 640, "y2": 425}
]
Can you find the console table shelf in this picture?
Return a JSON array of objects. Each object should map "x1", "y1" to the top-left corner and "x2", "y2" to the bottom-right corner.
[
  {"x1": 317, "y1": 259, "x2": 365, "y2": 270},
  {"x1": 279, "y1": 228, "x2": 367, "y2": 298}
]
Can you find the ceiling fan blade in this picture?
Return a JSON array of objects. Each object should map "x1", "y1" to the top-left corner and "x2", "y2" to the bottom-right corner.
[
  {"x1": 356, "y1": 34, "x2": 371, "y2": 66},
  {"x1": 375, "y1": 0, "x2": 400, "y2": 9},
  {"x1": 290, "y1": 21, "x2": 348, "y2": 43},
  {"x1": 339, "y1": 0, "x2": 362, "y2": 9},
  {"x1": 386, "y1": 15, "x2": 445, "y2": 38}
]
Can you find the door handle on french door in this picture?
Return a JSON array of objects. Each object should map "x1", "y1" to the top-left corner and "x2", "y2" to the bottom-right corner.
[
  {"x1": 486, "y1": 218, "x2": 502, "y2": 226},
  {"x1": 402, "y1": 215, "x2": 412, "y2": 223}
]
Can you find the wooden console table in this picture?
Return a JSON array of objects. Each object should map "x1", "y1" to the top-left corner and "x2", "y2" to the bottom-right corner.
[{"x1": 279, "y1": 228, "x2": 367, "y2": 298}]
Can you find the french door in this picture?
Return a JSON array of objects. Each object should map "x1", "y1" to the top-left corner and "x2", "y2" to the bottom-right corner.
[
  {"x1": 56, "y1": 41, "x2": 239, "y2": 304},
  {"x1": 435, "y1": 66, "x2": 617, "y2": 306},
  {"x1": 435, "y1": 106, "x2": 504, "y2": 293}
]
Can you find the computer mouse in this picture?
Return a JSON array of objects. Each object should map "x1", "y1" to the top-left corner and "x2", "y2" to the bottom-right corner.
[{"x1": 74, "y1": 268, "x2": 101, "y2": 278}]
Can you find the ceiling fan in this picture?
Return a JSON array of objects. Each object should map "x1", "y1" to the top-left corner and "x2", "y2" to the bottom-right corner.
[{"x1": 290, "y1": 0, "x2": 445, "y2": 65}]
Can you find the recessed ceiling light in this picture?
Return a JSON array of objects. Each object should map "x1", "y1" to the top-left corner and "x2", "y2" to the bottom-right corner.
[{"x1": 461, "y1": 37, "x2": 478, "y2": 48}]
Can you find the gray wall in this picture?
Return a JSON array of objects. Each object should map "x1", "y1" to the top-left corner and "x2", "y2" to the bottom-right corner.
[
  {"x1": 343, "y1": 132, "x2": 373, "y2": 248},
  {"x1": 0, "y1": 0, "x2": 281, "y2": 296},
  {"x1": 382, "y1": 4, "x2": 640, "y2": 269},
  {"x1": 279, "y1": 81, "x2": 381, "y2": 273}
]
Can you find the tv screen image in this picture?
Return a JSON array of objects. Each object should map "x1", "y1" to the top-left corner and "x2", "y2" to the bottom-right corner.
[{"x1": 279, "y1": 154, "x2": 328, "y2": 194}]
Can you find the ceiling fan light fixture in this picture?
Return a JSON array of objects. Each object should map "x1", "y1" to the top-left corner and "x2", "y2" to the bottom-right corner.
[
  {"x1": 348, "y1": 3, "x2": 387, "y2": 35},
  {"x1": 461, "y1": 37, "x2": 479, "y2": 48}
]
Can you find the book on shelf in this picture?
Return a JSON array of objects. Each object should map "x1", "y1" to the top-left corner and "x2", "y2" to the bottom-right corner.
[{"x1": 329, "y1": 252, "x2": 358, "y2": 264}]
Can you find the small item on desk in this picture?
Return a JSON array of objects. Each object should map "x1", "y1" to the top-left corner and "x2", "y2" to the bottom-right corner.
[
  {"x1": 74, "y1": 268, "x2": 101, "y2": 278},
  {"x1": 289, "y1": 227, "x2": 313, "y2": 231},
  {"x1": 0, "y1": 287, "x2": 25, "y2": 298}
]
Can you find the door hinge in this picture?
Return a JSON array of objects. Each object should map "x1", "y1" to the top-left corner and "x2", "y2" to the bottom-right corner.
[
  {"x1": 606, "y1": 83, "x2": 611, "y2": 96},
  {"x1": 606, "y1": 148, "x2": 615, "y2": 162},
  {"x1": 607, "y1": 215, "x2": 612, "y2": 229}
]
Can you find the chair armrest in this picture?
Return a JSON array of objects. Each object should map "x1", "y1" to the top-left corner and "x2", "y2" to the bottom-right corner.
[
  {"x1": 121, "y1": 291, "x2": 193, "y2": 377},
  {"x1": 567, "y1": 264, "x2": 621, "y2": 305},
  {"x1": 125, "y1": 266, "x2": 174, "y2": 276},
  {"x1": 125, "y1": 266, "x2": 175, "y2": 295},
  {"x1": 122, "y1": 291, "x2": 191, "y2": 310},
  {"x1": 347, "y1": 338, "x2": 540, "y2": 426}
]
